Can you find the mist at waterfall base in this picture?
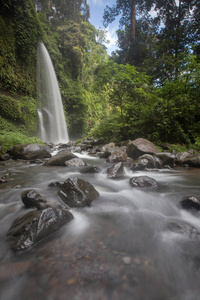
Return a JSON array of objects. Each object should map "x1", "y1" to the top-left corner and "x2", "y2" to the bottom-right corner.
[
  {"x1": 37, "y1": 42, "x2": 69, "y2": 144},
  {"x1": 1, "y1": 149, "x2": 200, "y2": 300}
]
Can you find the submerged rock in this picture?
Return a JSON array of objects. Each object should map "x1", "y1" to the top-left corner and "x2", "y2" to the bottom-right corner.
[
  {"x1": 29, "y1": 158, "x2": 43, "y2": 164},
  {"x1": 80, "y1": 165, "x2": 101, "y2": 173},
  {"x1": 179, "y1": 153, "x2": 200, "y2": 168},
  {"x1": 58, "y1": 177, "x2": 99, "y2": 207},
  {"x1": 180, "y1": 196, "x2": 200, "y2": 211},
  {"x1": 107, "y1": 162, "x2": 124, "y2": 179},
  {"x1": 166, "y1": 220, "x2": 200, "y2": 240},
  {"x1": 126, "y1": 138, "x2": 160, "y2": 160},
  {"x1": 129, "y1": 176, "x2": 158, "y2": 188},
  {"x1": 45, "y1": 149, "x2": 77, "y2": 166},
  {"x1": 130, "y1": 154, "x2": 162, "y2": 171},
  {"x1": 154, "y1": 152, "x2": 176, "y2": 168},
  {"x1": 48, "y1": 181, "x2": 64, "y2": 188},
  {"x1": 7, "y1": 203, "x2": 74, "y2": 251},
  {"x1": 9, "y1": 144, "x2": 51, "y2": 160},
  {"x1": 21, "y1": 190, "x2": 47, "y2": 209},
  {"x1": 64, "y1": 158, "x2": 86, "y2": 167}
]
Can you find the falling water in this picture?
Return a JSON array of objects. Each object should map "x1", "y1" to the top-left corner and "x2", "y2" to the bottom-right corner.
[
  {"x1": 37, "y1": 109, "x2": 45, "y2": 141},
  {"x1": 37, "y1": 42, "x2": 69, "y2": 144}
]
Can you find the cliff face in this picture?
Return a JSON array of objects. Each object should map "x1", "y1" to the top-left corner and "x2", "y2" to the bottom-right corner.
[
  {"x1": 0, "y1": 0, "x2": 42, "y2": 96},
  {"x1": 0, "y1": 0, "x2": 43, "y2": 136}
]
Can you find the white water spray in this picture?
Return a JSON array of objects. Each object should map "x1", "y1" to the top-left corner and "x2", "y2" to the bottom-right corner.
[{"x1": 37, "y1": 42, "x2": 69, "y2": 144}]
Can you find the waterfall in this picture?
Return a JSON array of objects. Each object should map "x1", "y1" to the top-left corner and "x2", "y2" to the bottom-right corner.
[
  {"x1": 37, "y1": 42, "x2": 69, "y2": 144},
  {"x1": 37, "y1": 108, "x2": 45, "y2": 141}
]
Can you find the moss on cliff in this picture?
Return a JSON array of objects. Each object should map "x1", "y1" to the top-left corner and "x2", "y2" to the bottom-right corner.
[{"x1": 0, "y1": 94, "x2": 38, "y2": 133}]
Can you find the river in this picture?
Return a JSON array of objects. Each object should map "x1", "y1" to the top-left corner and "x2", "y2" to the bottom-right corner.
[{"x1": 0, "y1": 150, "x2": 200, "y2": 300}]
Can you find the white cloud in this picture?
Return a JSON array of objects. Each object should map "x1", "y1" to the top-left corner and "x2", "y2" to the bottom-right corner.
[{"x1": 104, "y1": 26, "x2": 118, "y2": 55}]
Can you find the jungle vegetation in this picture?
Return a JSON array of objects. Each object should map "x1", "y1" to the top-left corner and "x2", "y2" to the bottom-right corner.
[{"x1": 0, "y1": 0, "x2": 200, "y2": 152}]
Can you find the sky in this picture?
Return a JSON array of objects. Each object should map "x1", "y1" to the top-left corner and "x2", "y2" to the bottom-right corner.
[{"x1": 87, "y1": 0, "x2": 120, "y2": 55}]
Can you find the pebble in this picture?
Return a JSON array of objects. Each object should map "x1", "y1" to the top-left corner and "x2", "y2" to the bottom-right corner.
[
  {"x1": 0, "y1": 179, "x2": 7, "y2": 183},
  {"x1": 122, "y1": 256, "x2": 131, "y2": 264},
  {"x1": 13, "y1": 185, "x2": 21, "y2": 189}
]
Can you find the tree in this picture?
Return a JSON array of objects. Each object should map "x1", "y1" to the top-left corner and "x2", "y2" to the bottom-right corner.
[
  {"x1": 31, "y1": 0, "x2": 90, "y2": 24},
  {"x1": 103, "y1": 0, "x2": 200, "y2": 85},
  {"x1": 89, "y1": 61, "x2": 151, "y2": 141},
  {"x1": 103, "y1": 0, "x2": 137, "y2": 42},
  {"x1": 152, "y1": 0, "x2": 199, "y2": 84}
]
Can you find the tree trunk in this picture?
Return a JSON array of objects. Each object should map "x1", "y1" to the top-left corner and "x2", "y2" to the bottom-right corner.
[
  {"x1": 131, "y1": 0, "x2": 136, "y2": 41},
  {"x1": 48, "y1": 0, "x2": 51, "y2": 10},
  {"x1": 175, "y1": 0, "x2": 181, "y2": 79}
]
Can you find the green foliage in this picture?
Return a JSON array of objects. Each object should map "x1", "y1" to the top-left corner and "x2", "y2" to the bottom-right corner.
[
  {"x1": 75, "y1": 139, "x2": 82, "y2": 145},
  {"x1": 0, "y1": 94, "x2": 38, "y2": 132},
  {"x1": 193, "y1": 137, "x2": 200, "y2": 152},
  {"x1": 0, "y1": 0, "x2": 43, "y2": 95},
  {"x1": 0, "y1": 131, "x2": 43, "y2": 153},
  {"x1": 0, "y1": 116, "x2": 16, "y2": 132},
  {"x1": 35, "y1": 0, "x2": 90, "y2": 25},
  {"x1": 13, "y1": 0, "x2": 42, "y2": 66},
  {"x1": 60, "y1": 78, "x2": 87, "y2": 138},
  {"x1": 0, "y1": 0, "x2": 199, "y2": 148},
  {"x1": 88, "y1": 114, "x2": 122, "y2": 144},
  {"x1": 169, "y1": 144, "x2": 191, "y2": 153},
  {"x1": 104, "y1": 1, "x2": 200, "y2": 85},
  {"x1": 88, "y1": 61, "x2": 152, "y2": 141},
  {"x1": 160, "y1": 138, "x2": 200, "y2": 153}
]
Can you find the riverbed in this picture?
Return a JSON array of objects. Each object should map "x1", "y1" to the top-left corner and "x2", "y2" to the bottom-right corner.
[{"x1": 0, "y1": 151, "x2": 200, "y2": 300}]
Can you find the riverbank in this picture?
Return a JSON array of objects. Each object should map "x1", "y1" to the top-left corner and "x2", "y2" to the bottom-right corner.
[{"x1": 1, "y1": 139, "x2": 200, "y2": 300}]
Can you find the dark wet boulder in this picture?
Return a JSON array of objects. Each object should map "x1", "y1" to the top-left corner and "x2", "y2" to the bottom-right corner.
[
  {"x1": 9, "y1": 144, "x2": 51, "y2": 160},
  {"x1": 0, "y1": 178, "x2": 7, "y2": 184},
  {"x1": 7, "y1": 203, "x2": 74, "y2": 251},
  {"x1": 106, "y1": 149, "x2": 127, "y2": 163},
  {"x1": 154, "y1": 152, "x2": 176, "y2": 168},
  {"x1": 99, "y1": 143, "x2": 116, "y2": 158},
  {"x1": 175, "y1": 151, "x2": 197, "y2": 166},
  {"x1": 45, "y1": 149, "x2": 77, "y2": 166},
  {"x1": 76, "y1": 143, "x2": 92, "y2": 151},
  {"x1": 0, "y1": 153, "x2": 12, "y2": 161},
  {"x1": 130, "y1": 154, "x2": 162, "y2": 171},
  {"x1": 64, "y1": 158, "x2": 87, "y2": 167},
  {"x1": 101, "y1": 143, "x2": 116, "y2": 152},
  {"x1": 180, "y1": 196, "x2": 200, "y2": 211},
  {"x1": 58, "y1": 177, "x2": 99, "y2": 208},
  {"x1": 87, "y1": 148, "x2": 98, "y2": 155},
  {"x1": 178, "y1": 153, "x2": 200, "y2": 168},
  {"x1": 175, "y1": 151, "x2": 191, "y2": 163},
  {"x1": 126, "y1": 138, "x2": 160, "y2": 160},
  {"x1": 21, "y1": 190, "x2": 47, "y2": 209},
  {"x1": 129, "y1": 176, "x2": 158, "y2": 188},
  {"x1": 107, "y1": 162, "x2": 124, "y2": 179},
  {"x1": 48, "y1": 181, "x2": 64, "y2": 188},
  {"x1": 29, "y1": 158, "x2": 43, "y2": 164},
  {"x1": 80, "y1": 165, "x2": 101, "y2": 173}
]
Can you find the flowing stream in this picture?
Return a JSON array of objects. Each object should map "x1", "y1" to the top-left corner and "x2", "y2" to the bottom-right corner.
[{"x1": 0, "y1": 151, "x2": 200, "y2": 300}]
